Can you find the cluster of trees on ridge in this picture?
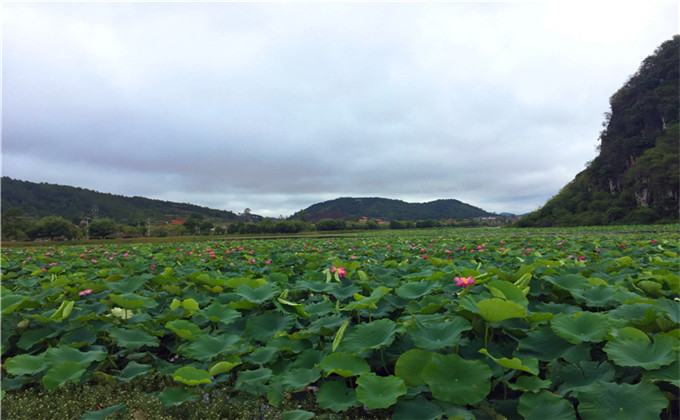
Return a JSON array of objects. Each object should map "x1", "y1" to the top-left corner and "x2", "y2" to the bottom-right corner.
[{"x1": 518, "y1": 36, "x2": 679, "y2": 227}]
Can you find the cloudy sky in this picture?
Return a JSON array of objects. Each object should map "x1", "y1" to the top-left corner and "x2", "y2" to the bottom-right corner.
[{"x1": 2, "y1": 2, "x2": 678, "y2": 218}]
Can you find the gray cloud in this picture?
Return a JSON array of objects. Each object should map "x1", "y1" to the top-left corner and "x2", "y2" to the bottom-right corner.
[{"x1": 2, "y1": 2, "x2": 678, "y2": 217}]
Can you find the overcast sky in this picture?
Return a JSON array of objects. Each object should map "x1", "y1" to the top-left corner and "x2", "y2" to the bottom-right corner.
[{"x1": 2, "y1": 2, "x2": 678, "y2": 218}]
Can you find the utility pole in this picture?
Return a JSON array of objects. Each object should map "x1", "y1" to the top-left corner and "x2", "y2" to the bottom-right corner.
[{"x1": 147, "y1": 218, "x2": 151, "y2": 238}]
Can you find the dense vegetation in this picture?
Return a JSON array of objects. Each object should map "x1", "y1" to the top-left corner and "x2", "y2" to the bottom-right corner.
[
  {"x1": 2, "y1": 226, "x2": 678, "y2": 419},
  {"x1": 0, "y1": 177, "x2": 252, "y2": 226},
  {"x1": 293, "y1": 197, "x2": 495, "y2": 223},
  {"x1": 519, "y1": 36, "x2": 679, "y2": 227}
]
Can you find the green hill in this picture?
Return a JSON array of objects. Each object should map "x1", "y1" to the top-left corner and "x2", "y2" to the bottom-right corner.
[
  {"x1": 293, "y1": 197, "x2": 495, "y2": 223},
  {"x1": 518, "y1": 36, "x2": 679, "y2": 227},
  {"x1": 0, "y1": 177, "x2": 252, "y2": 225}
]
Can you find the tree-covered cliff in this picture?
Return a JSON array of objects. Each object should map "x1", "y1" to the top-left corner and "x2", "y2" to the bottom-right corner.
[{"x1": 519, "y1": 36, "x2": 679, "y2": 227}]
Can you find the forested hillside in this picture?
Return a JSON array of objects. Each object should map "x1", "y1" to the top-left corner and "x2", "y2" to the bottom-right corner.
[
  {"x1": 293, "y1": 197, "x2": 494, "y2": 223},
  {"x1": 1, "y1": 177, "x2": 247, "y2": 225},
  {"x1": 519, "y1": 36, "x2": 679, "y2": 226}
]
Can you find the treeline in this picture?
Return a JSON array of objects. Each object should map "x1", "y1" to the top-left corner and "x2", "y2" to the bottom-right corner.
[{"x1": 1, "y1": 208, "x2": 508, "y2": 242}]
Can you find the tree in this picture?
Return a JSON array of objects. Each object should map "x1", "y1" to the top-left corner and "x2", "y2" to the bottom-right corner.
[
  {"x1": 88, "y1": 218, "x2": 117, "y2": 239},
  {"x1": 183, "y1": 213, "x2": 204, "y2": 234},
  {"x1": 316, "y1": 218, "x2": 346, "y2": 231},
  {"x1": 28, "y1": 216, "x2": 76, "y2": 241},
  {"x1": 1, "y1": 207, "x2": 33, "y2": 240}
]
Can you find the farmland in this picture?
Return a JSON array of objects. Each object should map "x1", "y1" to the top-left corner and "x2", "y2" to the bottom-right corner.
[{"x1": 2, "y1": 226, "x2": 679, "y2": 419}]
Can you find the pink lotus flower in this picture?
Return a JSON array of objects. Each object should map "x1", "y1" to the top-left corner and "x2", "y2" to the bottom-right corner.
[
  {"x1": 578, "y1": 256, "x2": 586, "y2": 260},
  {"x1": 330, "y1": 266, "x2": 346, "y2": 278},
  {"x1": 455, "y1": 276, "x2": 475, "y2": 288},
  {"x1": 265, "y1": 260, "x2": 271, "y2": 265},
  {"x1": 78, "y1": 289, "x2": 92, "y2": 296}
]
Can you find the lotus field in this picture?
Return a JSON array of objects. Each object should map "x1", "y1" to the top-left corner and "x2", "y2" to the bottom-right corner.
[{"x1": 2, "y1": 226, "x2": 679, "y2": 419}]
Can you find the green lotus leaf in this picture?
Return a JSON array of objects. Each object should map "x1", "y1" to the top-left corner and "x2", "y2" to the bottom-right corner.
[
  {"x1": 518, "y1": 390, "x2": 576, "y2": 420},
  {"x1": 165, "y1": 319, "x2": 203, "y2": 340},
  {"x1": 654, "y1": 298, "x2": 680, "y2": 323},
  {"x1": 42, "y1": 361, "x2": 86, "y2": 392},
  {"x1": 479, "y1": 348, "x2": 539, "y2": 375},
  {"x1": 108, "y1": 326, "x2": 159, "y2": 350},
  {"x1": 547, "y1": 361, "x2": 615, "y2": 395},
  {"x1": 59, "y1": 325, "x2": 97, "y2": 348},
  {"x1": 569, "y1": 285, "x2": 617, "y2": 308},
  {"x1": 485, "y1": 280, "x2": 528, "y2": 306},
  {"x1": 281, "y1": 367, "x2": 321, "y2": 391},
  {"x1": 236, "y1": 283, "x2": 279, "y2": 304},
  {"x1": 157, "y1": 387, "x2": 200, "y2": 406},
  {"x1": 235, "y1": 368, "x2": 273, "y2": 396},
  {"x1": 120, "y1": 361, "x2": 153, "y2": 382},
  {"x1": 394, "y1": 348, "x2": 434, "y2": 387},
  {"x1": 475, "y1": 298, "x2": 527, "y2": 323},
  {"x1": 109, "y1": 292, "x2": 156, "y2": 310},
  {"x1": 17, "y1": 326, "x2": 61, "y2": 350},
  {"x1": 244, "y1": 346, "x2": 280, "y2": 365},
  {"x1": 508, "y1": 375, "x2": 552, "y2": 393},
  {"x1": 172, "y1": 366, "x2": 211, "y2": 386},
  {"x1": 276, "y1": 297, "x2": 310, "y2": 319},
  {"x1": 392, "y1": 395, "x2": 444, "y2": 420},
  {"x1": 107, "y1": 276, "x2": 147, "y2": 293},
  {"x1": 1, "y1": 293, "x2": 25, "y2": 315},
  {"x1": 320, "y1": 352, "x2": 370, "y2": 378},
  {"x1": 421, "y1": 353, "x2": 492, "y2": 405},
  {"x1": 544, "y1": 274, "x2": 591, "y2": 290},
  {"x1": 607, "y1": 303, "x2": 655, "y2": 322},
  {"x1": 281, "y1": 410, "x2": 315, "y2": 420},
  {"x1": 223, "y1": 277, "x2": 267, "y2": 289},
  {"x1": 576, "y1": 380, "x2": 668, "y2": 420},
  {"x1": 641, "y1": 360, "x2": 680, "y2": 387},
  {"x1": 603, "y1": 334, "x2": 677, "y2": 369},
  {"x1": 44, "y1": 345, "x2": 107, "y2": 368},
  {"x1": 316, "y1": 381, "x2": 360, "y2": 412},
  {"x1": 338, "y1": 319, "x2": 400, "y2": 353},
  {"x1": 356, "y1": 373, "x2": 407, "y2": 409},
  {"x1": 246, "y1": 313, "x2": 295, "y2": 343},
  {"x1": 50, "y1": 300, "x2": 74, "y2": 321},
  {"x1": 343, "y1": 286, "x2": 391, "y2": 311},
  {"x1": 201, "y1": 301, "x2": 241, "y2": 324},
  {"x1": 395, "y1": 280, "x2": 436, "y2": 299},
  {"x1": 332, "y1": 320, "x2": 350, "y2": 352},
  {"x1": 637, "y1": 279, "x2": 665, "y2": 297},
  {"x1": 551, "y1": 312, "x2": 611, "y2": 344},
  {"x1": 5, "y1": 353, "x2": 47, "y2": 376},
  {"x1": 516, "y1": 328, "x2": 572, "y2": 361},
  {"x1": 209, "y1": 356, "x2": 242, "y2": 376},
  {"x1": 182, "y1": 333, "x2": 242, "y2": 361},
  {"x1": 80, "y1": 403, "x2": 127, "y2": 420},
  {"x1": 407, "y1": 317, "x2": 472, "y2": 350}
]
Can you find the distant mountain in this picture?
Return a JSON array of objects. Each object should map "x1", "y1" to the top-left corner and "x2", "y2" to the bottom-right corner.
[
  {"x1": 0, "y1": 177, "x2": 259, "y2": 224},
  {"x1": 293, "y1": 197, "x2": 495, "y2": 223},
  {"x1": 518, "y1": 36, "x2": 679, "y2": 227}
]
